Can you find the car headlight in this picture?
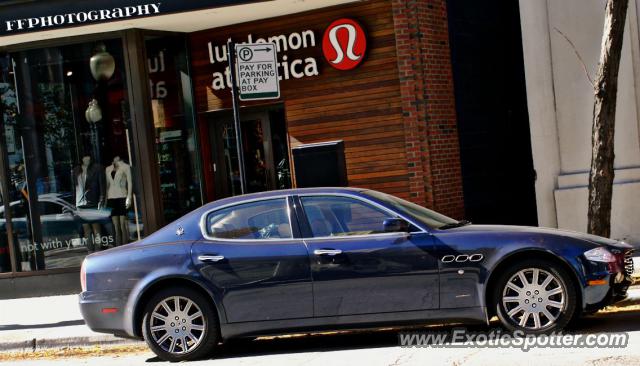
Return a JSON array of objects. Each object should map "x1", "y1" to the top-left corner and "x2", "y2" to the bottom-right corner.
[{"x1": 584, "y1": 247, "x2": 616, "y2": 263}]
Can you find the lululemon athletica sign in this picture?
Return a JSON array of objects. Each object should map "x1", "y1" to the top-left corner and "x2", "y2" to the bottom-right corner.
[
  {"x1": 322, "y1": 18, "x2": 367, "y2": 71},
  {"x1": 205, "y1": 18, "x2": 368, "y2": 92}
]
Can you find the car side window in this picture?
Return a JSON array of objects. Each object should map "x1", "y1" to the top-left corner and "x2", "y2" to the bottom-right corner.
[
  {"x1": 300, "y1": 196, "x2": 390, "y2": 237},
  {"x1": 205, "y1": 198, "x2": 292, "y2": 240}
]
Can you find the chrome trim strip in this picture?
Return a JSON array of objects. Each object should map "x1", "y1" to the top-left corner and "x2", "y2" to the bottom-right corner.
[
  {"x1": 313, "y1": 249, "x2": 343, "y2": 256},
  {"x1": 197, "y1": 191, "x2": 428, "y2": 243},
  {"x1": 303, "y1": 232, "x2": 410, "y2": 242}
]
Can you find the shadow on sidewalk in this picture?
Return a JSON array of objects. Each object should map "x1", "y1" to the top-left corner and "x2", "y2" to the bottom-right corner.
[
  {"x1": 143, "y1": 322, "x2": 493, "y2": 363},
  {"x1": 141, "y1": 309, "x2": 640, "y2": 363},
  {"x1": 0, "y1": 320, "x2": 85, "y2": 331}
]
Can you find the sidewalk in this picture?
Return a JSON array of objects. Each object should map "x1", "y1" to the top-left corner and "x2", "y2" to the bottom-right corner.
[
  {"x1": 1, "y1": 286, "x2": 639, "y2": 354},
  {"x1": 0, "y1": 295, "x2": 142, "y2": 352}
]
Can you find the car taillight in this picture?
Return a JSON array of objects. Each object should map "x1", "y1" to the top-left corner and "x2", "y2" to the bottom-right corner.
[{"x1": 80, "y1": 259, "x2": 87, "y2": 292}]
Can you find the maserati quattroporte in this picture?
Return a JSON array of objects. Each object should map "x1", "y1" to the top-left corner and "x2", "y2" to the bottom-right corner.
[{"x1": 79, "y1": 188, "x2": 634, "y2": 361}]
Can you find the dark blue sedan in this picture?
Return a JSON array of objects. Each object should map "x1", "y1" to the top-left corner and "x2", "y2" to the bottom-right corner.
[{"x1": 79, "y1": 188, "x2": 634, "y2": 361}]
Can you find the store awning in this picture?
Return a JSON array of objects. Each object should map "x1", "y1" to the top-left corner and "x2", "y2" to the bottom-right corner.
[{"x1": 0, "y1": 0, "x2": 358, "y2": 47}]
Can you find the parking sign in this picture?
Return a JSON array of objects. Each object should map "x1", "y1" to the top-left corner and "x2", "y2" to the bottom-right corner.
[{"x1": 235, "y1": 43, "x2": 280, "y2": 101}]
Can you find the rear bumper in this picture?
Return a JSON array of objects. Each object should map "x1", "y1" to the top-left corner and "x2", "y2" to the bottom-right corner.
[{"x1": 79, "y1": 289, "x2": 132, "y2": 337}]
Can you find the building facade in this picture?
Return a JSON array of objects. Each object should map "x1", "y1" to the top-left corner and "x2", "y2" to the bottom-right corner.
[
  {"x1": 519, "y1": 0, "x2": 640, "y2": 244},
  {"x1": 0, "y1": 0, "x2": 539, "y2": 298}
]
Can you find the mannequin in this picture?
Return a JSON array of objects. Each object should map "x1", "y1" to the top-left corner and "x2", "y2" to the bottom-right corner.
[
  {"x1": 72, "y1": 154, "x2": 105, "y2": 252},
  {"x1": 105, "y1": 156, "x2": 132, "y2": 246}
]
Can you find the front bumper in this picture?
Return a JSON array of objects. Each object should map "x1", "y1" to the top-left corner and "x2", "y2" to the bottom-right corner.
[
  {"x1": 582, "y1": 249, "x2": 634, "y2": 312},
  {"x1": 79, "y1": 289, "x2": 132, "y2": 338}
]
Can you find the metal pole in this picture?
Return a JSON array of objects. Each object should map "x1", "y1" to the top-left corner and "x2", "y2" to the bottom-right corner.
[{"x1": 227, "y1": 40, "x2": 247, "y2": 195}]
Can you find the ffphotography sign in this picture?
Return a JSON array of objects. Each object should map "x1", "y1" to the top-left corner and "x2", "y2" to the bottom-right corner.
[{"x1": 0, "y1": 0, "x2": 260, "y2": 37}]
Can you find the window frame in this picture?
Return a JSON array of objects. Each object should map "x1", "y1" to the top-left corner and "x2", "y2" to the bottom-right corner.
[
  {"x1": 295, "y1": 193, "x2": 428, "y2": 240},
  {"x1": 199, "y1": 195, "x2": 299, "y2": 243}
]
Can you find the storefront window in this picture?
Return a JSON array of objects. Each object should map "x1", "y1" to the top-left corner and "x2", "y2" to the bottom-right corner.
[
  {"x1": 146, "y1": 35, "x2": 202, "y2": 222},
  {"x1": 3, "y1": 39, "x2": 144, "y2": 272}
]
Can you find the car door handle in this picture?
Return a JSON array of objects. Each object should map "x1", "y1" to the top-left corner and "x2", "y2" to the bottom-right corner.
[
  {"x1": 198, "y1": 255, "x2": 225, "y2": 263},
  {"x1": 314, "y1": 249, "x2": 343, "y2": 256}
]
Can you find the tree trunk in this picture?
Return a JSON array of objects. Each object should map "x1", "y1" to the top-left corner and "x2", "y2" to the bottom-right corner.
[{"x1": 587, "y1": 0, "x2": 629, "y2": 238}]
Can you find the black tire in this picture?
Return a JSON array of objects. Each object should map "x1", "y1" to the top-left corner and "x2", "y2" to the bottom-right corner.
[
  {"x1": 142, "y1": 287, "x2": 219, "y2": 362},
  {"x1": 492, "y1": 259, "x2": 577, "y2": 334}
]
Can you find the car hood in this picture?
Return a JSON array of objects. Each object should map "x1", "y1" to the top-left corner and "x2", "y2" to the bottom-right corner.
[{"x1": 443, "y1": 224, "x2": 632, "y2": 250}]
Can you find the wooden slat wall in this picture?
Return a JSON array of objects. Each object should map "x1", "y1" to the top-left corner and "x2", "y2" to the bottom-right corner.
[{"x1": 189, "y1": 0, "x2": 410, "y2": 200}]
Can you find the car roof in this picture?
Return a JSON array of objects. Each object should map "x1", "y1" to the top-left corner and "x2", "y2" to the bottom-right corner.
[{"x1": 202, "y1": 187, "x2": 367, "y2": 210}]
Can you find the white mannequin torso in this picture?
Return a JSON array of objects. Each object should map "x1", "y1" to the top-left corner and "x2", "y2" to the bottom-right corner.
[{"x1": 105, "y1": 161, "x2": 132, "y2": 200}]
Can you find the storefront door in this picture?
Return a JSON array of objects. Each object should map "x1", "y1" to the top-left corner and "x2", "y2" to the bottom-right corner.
[
  {"x1": 144, "y1": 34, "x2": 203, "y2": 223},
  {"x1": 207, "y1": 105, "x2": 291, "y2": 200}
]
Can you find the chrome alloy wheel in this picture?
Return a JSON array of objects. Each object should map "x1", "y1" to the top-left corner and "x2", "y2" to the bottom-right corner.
[
  {"x1": 149, "y1": 296, "x2": 206, "y2": 354},
  {"x1": 501, "y1": 268, "x2": 566, "y2": 330}
]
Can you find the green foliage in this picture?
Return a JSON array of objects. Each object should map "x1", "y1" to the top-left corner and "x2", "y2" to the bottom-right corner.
[{"x1": 37, "y1": 83, "x2": 74, "y2": 149}]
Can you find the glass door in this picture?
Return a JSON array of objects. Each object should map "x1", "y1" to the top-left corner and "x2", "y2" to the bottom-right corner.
[
  {"x1": 207, "y1": 105, "x2": 291, "y2": 199},
  {"x1": 144, "y1": 34, "x2": 203, "y2": 223}
]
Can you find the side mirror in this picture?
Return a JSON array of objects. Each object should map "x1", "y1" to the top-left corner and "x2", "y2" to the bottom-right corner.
[{"x1": 383, "y1": 218, "x2": 409, "y2": 233}]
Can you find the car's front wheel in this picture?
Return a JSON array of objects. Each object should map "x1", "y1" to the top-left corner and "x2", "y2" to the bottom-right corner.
[
  {"x1": 494, "y1": 259, "x2": 577, "y2": 334},
  {"x1": 142, "y1": 287, "x2": 218, "y2": 362}
]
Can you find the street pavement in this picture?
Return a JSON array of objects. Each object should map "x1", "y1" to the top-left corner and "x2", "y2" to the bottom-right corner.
[
  {"x1": 1, "y1": 286, "x2": 639, "y2": 352},
  {"x1": 3, "y1": 308, "x2": 640, "y2": 365},
  {"x1": 0, "y1": 294, "x2": 141, "y2": 351}
]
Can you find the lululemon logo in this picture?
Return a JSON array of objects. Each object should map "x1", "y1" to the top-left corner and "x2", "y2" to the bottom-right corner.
[{"x1": 322, "y1": 18, "x2": 367, "y2": 70}]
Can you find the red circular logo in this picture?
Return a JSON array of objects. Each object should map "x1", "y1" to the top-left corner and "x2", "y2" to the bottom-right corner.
[{"x1": 322, "y1": 18, "x2": 367, "y2": 70}]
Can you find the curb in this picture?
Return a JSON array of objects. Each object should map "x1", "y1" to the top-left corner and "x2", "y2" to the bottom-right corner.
[
  {"x1": 606, "y1": 285, "x2": 640, "y2": 308},
  {"x1": 611, "y1": 296, "x2": 640, "y2": 308},
  {"x1": 0, "y1": 335, "x2": 144, "y2": 353}
]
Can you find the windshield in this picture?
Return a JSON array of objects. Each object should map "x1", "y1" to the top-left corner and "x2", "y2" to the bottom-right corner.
[{"x1": 364, "y1": 190, "x2": 459, "y2": 229}]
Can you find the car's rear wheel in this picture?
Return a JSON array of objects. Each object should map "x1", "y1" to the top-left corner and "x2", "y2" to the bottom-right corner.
[
  {"x1": 142, "y1": 287, "x2": 218, "y2": 362},
  {"x1": 493, "y1": 259, "x2": 577, "y2": 334}
]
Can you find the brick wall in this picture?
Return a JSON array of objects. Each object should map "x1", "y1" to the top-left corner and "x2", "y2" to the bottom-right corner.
[{"x1": 391, "y1": 0, "x2": 465, "y2": 219}]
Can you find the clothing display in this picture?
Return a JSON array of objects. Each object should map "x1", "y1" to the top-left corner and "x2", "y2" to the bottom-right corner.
[
  {"x1": 73, "y1": 156, "x2": 107, "y2": 252},
  {"x1": 106, "y1": 157, "x2": 133, "y2": 247},
  {"x1": 72, "y1": 159, "x2": 105, "y2": 208},
  {"x1": 105, "y1": 160, "x2": 132, "y2": 201},
  {"x1": 107, "y1": 198, "x2": 127, "y2": 217}
]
